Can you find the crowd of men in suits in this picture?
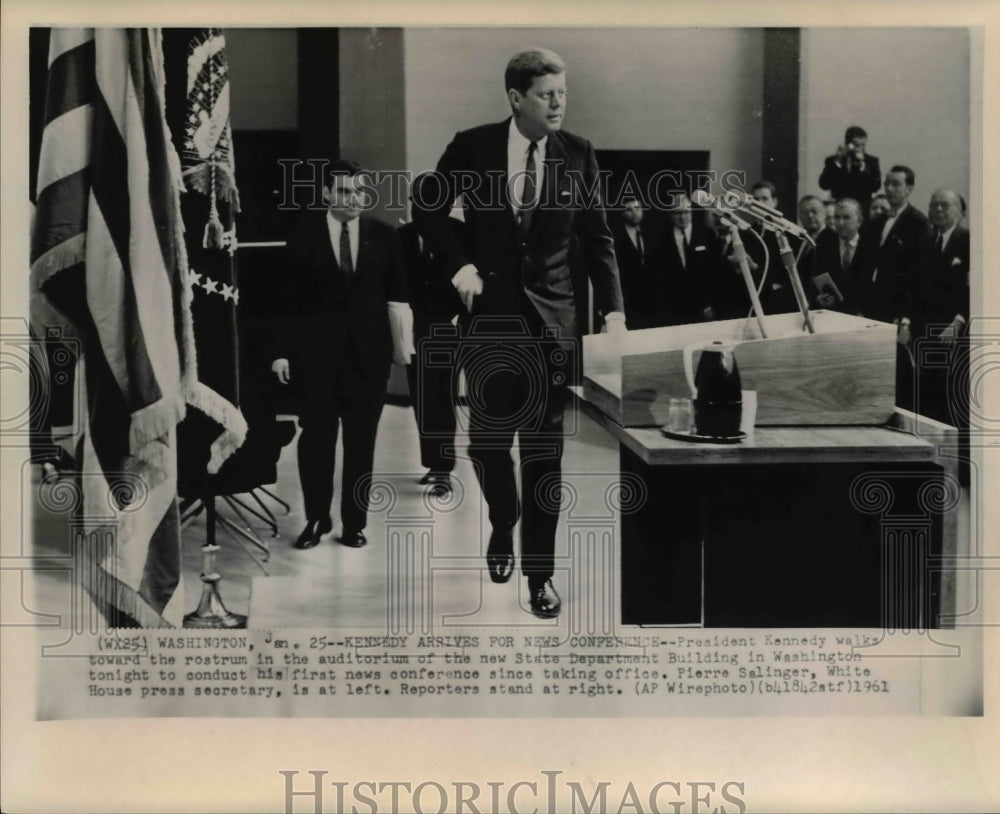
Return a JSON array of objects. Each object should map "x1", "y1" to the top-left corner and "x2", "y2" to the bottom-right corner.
[{"x1": 614, "y1": 125, "x2": 970, "y2": 430}]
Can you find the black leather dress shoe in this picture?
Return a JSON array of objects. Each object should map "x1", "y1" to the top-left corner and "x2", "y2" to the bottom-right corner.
[
  {"x1": 338, "y1": 529, "x2": 367, "y2": 548},
  {"x1": 486, "y1": 527, "x2": 515, "y2": 584},
  {"x1": 418, "y1": 471, "x2": 434, "y2": 485},
  {"x1": 294, "y1": 517, "x2": 332, "y2": 550},
  {"x1": 527, "y1": 580, "x2": 561, "y2": 619}
]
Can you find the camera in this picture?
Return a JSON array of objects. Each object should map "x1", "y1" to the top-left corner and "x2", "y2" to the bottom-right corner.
[{"x1": 418, "y1": 315, "x2": 579, "y2": 436}]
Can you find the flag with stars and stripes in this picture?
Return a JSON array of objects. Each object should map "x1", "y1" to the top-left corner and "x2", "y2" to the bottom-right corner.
[
  {"x1": 29, "y1": 28, "x2": 244, "y2": 627},
  {"x1": 30, "y1": 28, "x2": 188, "y2": 627}
]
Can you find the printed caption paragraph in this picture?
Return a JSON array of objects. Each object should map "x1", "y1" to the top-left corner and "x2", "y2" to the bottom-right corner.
[{"x1": 37, "y1": 627, "x2": 982, "y2": 718}]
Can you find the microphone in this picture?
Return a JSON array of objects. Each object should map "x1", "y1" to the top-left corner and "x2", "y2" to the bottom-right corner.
[
  {"x1": 689, "y1": 190, "x2": 753, "y2": 231},
  {"x1": 695, "y1": 190, "x2": 814, "y2": 243},
  {"x1": 738, "y1": 196, "x2": 815, "y2": 243}
]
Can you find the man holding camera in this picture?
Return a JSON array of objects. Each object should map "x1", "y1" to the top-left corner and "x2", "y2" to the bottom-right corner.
[
  {"x1": 819, "y1": 125, "x2": 883, "y2": 214},
  {"x1": 412, "y1": 48, "x2": 625, "y2": 619}
]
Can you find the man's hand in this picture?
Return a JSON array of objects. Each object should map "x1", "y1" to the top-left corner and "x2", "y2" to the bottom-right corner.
[
  {"x1": 816, "y1": 292, "x2": 836, "y2": 309},
  {"x1": 896, "y1": 320, "x2": 911, "y2": 348},
  {"x1": 452, "y1": 264, "x2": 484, "y2": 313},
  {"x1": 938, "y1": 316, "x2": 963, "y2": 344},
  {"x1": 271, "y1": 358, "x2": 291, "y2": 384},
  {"x1": 388, "y1": 301, "x2": 416, "y2": 365},
  {"x1": 603, "y1": 312, "x2": 627, "y2": 336}
]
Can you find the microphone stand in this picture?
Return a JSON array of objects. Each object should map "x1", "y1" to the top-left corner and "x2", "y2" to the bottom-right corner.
[
  {"x1": 772, "y1": 229, "x2": 816, "y2": 334},
  {"x1": 722, "y1": 216, "x2": 769, "y2": 339}
]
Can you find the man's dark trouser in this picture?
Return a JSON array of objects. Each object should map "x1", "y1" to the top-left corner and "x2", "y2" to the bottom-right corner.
[
  {"x1": 464, "y1": 311, "x2": 572, "y2": 583},
  {"x1": 407, "y1": 313, "x2": 458, "y2": 475},
  {"x1": 297, "y1": 363, "x2": 386, "y2": 533}
]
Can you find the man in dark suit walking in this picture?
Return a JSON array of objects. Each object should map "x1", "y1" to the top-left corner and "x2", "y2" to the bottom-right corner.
[
  {"x1": 271, "y1": 160, "x2": 412, "y2": 550},
  {"x1": 413, "y1": 48, "x2": 625, "y2": 618},
  {"x1": 399, "y1": 210, "x2": 464, "y2": 495}
]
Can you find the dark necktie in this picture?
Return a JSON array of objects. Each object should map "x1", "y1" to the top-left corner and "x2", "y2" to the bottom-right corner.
[
  {"x1": 636, "y1": 230, "x2": 645, "y2": 262},
  {"x1": 519, "y1": 141, "x2": 538, "y2": 233},
  {"x1": 935, "y1": 231, "x2": 945, "y2": 255},
  {"x1": 840, "y1": 240, "x2": 855, "y2": 270},
  {"x1": 340, "y1": 224, "x2": 354, "y2": 277}
]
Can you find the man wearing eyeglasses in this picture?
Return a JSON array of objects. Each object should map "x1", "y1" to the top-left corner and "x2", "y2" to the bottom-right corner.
[
  {"x1": 270, "y1": 159, "x2": 412, "y2": 551},
  {"x1": 412, "y1": 48, "x2": 625, "y2": 619}
]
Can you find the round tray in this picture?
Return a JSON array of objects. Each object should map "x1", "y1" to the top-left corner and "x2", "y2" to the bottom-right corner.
[{"x1": 660, "y1": 428, "x2": 747, "y2": 445}]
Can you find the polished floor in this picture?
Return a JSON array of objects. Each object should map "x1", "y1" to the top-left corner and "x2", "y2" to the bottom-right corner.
[{"x1": 28, "y1": 400, "x2": 626, "y2": 630}]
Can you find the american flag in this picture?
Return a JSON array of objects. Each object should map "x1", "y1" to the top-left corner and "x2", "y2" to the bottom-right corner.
[{"x1": 29, "y1": 28, "x2": 230, "y2": 627}]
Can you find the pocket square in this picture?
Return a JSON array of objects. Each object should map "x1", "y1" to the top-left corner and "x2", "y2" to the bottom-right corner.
[
  {"x1": 951, "y1": 257, "x2": 962, "y2": 266},
  {"x1": 694, "y1": 245, "x2": 706, "y2": 252},
  {"x1": 559, "y1": 191, "x2": 571, "y2": 199}
]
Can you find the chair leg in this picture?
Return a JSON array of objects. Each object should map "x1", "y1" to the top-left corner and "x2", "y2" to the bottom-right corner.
[
  {"x1": 227, "y1": 493, "x2": 279, "y2": 536},
  {"x1": 220, "y1": 496, "x2": 271, "y2": 564},
  {"x1": 256, "y1": 486, "x2": 291, "y2": 514}
]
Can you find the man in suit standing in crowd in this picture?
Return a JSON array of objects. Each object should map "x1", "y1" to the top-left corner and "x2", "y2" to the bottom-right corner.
[
  {"x1": 643, "y1": 192, "x2": 723, "y2": 327},
  {"x1": 742, "y1": 180, "x2": 797, "y2": 314},
  {"x1": 901, "y1": 188, "x2": 970, "y2": 427},
  {"x1": 413, "y1": 47, "x2": 626, "y2": 618},
  {"x1": 869, "y1": 192, "x2": 891, "y2": 219},
  {"x1": 855, "y1": 164, "x2": 932, "y2": 409},
  {"x1": 613, "y1": 196, "x2": 650, "y2": 328},
  {"x1": 792, "y1": 194, "x2": 831, "y2": 281},
  {"x1": 819, "y1": 125, "x2": 882, "y2": 214},
  {"x1": 855, "y1": 165, "x2": 932, "y2": 324},
  {"x1": 811, "y1": 198, "x2": 865, "y2": 312},
  {"x1": 399, "y1": 201, "x2": 464, "y2": 496},
  {"x1": 271, "y1": 159, "x2": 412, "y2": 550}
]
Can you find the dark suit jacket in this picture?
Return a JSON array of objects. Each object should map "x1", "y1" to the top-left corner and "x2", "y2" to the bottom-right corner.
[
  {"x1": 638, "y1": 223, "x2": 725, "y2": 327},
  {"x1": 810, "y1": 229, "x2": 864, "y2": 313},
  {"x1": 412, "y1": 118, "x2": 623, "y2": 338},
  {"x1": 908, "y1": 226, "x2": 970, "y2": 338},
  {"x1": 855, "y1": 204, "x2": 932, "y2": 323},
  {"x1": 818, "y1": 154, "x2": 882, "y2": 211},
  {"x1": 399, "y1": 219, "x2": 463, "y2": 321},
  {"x1": 271, "y1": 212, "x2": 406, "y2": 388},
  {"x1": 612, "y1": 219, "x2": 652, "y2": 328}
]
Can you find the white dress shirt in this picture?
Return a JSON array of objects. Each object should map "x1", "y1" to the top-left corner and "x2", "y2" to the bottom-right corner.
[{"x1": 880, "y1": 201, "x2": 909, "y2": 246}]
